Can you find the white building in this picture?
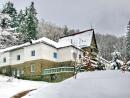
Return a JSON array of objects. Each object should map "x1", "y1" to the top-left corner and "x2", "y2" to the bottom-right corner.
[
  {"x1": 0, "y1": 37, "x2": 83, "y2": 78},
  {"x1": 0, "y1": 29, "x2": 99, "y2": 81}
]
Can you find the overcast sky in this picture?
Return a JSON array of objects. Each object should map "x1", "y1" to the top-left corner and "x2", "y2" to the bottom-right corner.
[{"x1": 0, "y1": 0, "x2": 130, "y2": 36}]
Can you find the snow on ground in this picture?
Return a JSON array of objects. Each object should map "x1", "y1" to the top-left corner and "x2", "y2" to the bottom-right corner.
[
  {"x1": 23, "y1": 70, "x2": 130, "y2": 98},
  {"x1": 0, "y1": 75, "x2": 49, "y2": 98}
]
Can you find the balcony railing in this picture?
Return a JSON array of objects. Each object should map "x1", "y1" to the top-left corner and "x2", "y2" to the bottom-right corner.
[{"x1": 42, "y1": 66, "x2": 85, "y2": 75}]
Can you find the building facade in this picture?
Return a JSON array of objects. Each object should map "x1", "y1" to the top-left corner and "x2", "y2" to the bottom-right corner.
[
  {"x1": 0, "y1": 37, "x2": 83, "y2": 80},
  {"x1": 0, "y1": 29, "x2": 98, "y2": 81},
  {"x1": 59, "y1": 29, "x2": 98, "y2": 62}
]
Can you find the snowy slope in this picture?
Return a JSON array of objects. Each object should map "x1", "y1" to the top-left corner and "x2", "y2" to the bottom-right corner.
[
  {"x1": 23, "y1": 70, "x2": 130, "y2": 98},
  {"x1": 0, "y1": 75, "x2": 49, "y2": 98}
]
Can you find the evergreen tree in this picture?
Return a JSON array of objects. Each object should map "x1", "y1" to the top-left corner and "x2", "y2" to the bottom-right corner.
[
  {"x1": 63, "y1": 25, "x2": 69, "y2": 36},
  {"x1": 24, "y1": 2, "x2": 38, "y2": 42},
  {"x1": 1, "y1": 1, "x2": 18, "y2": 28},
  {"x1": 2, "y1": 2, "x2": 17, "y2": 15},
  {"x1": 17, "y1": 10, "x2": 25, "y2": 32},
  {"x1": 0, "y1": 18, "x2": 8, "y2": 29},
  {"x1": 126, "y1": 20, "x2": 130, "y2": 60}
]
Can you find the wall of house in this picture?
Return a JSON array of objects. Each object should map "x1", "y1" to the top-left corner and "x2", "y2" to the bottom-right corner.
[
  {"x1": 10, "y1": 48, "x2": 24, "y2": 65},
  {"x1": 0, "y1": 41, "x2": 84, "y2": 82},
  {"x1": 0, "y1": 42, "x2": 83, "y2": 68},
  {"x1": 71, "y1": 47, "x2": 84, "y2": 62},
  {"x1": 59, "y1": 31, "x2": 93, "y2": 48},
  {"x1": 0, "y1": 52, "x2": 10, "y2": 67},
  {"x1": 58, "y1": 46, "x2": 83, "y2": 62},
  {"x1": 41, "y1": 44, "x2": 58, "y2": 62},
  {"x1": 24, "y1": 43, "x2": 43, "y2": 62},
  {"x1": 0, "y1": 59, "x2": 75, "y2": 80}
]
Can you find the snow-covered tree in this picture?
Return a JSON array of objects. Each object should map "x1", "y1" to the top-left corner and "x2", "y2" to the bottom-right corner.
[
  {"x1": 126, "y1": 20, "x2": 130, "y2": 60},
  {"x1": 111, "y1": 51, "x2": 123, "y2": 69},
  {"x1": 0, "y1": 13, "x2": 19, "y2": 48},
  {"x1": 17, "y1": 10, "x2": 25, "y2": 31},
  {"x1": 24, "y1": 2, "x2": 38, "y2": 42},
  {"x1": 0, "y1": 13, "x2": 10, "y2": 29},
  {"x1": 1, "y1": 2, "x2": 18, "y2": 28}
]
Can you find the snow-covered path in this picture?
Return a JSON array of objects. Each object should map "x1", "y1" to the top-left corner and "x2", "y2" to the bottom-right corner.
[
  {"x1": 0, "y1": 75, "x2": 49, "y2": 98},
  {"x1": 23, "y1": 70, "x2": 130, "y2": 98}
]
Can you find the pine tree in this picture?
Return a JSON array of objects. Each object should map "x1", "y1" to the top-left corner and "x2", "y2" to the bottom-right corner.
[
  {"x1": 17, "y1": 10, "x2": 25, "y2": 32},
  {"x1": 0, "y1": 18, "x2": 8, "y2": 29},
  {"x1": 24, "y1": 2, "x2": 38, "y2": 42},
  {"x1": 1, "y1": 1, "x2": 18, "y2": 28},
  {"x1": 2, "y1": 2, "x2": 17, "y2": 15},
  {"x1": 63, "y1": 25, "x2": 69, "y2": 36},
  {"x1": 126, "y1": 20, "x2": 130, "y2": 60}
]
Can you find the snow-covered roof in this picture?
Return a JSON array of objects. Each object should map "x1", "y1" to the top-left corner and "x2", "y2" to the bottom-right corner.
[
  {"x1": 0, "y1": 43, "x2": 29, "y2": 53},
  {"x1": 59, "y1": 29, "x2": 94, "y2": 48},
  {"x1": 0, "y1": 37, "x2": 82, "y2": 53},
  {"x1": 33, "y1": 37, "x2": 58, "y2": 47}
]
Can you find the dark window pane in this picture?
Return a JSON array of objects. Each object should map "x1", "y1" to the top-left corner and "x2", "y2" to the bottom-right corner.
[
  {"x1": 53, "y1": 52, "x2": 57, "y2": 59},
  {"x1": 31, "y1": 50, "x2": 35, "y2": 56},
  {"x1": 17, "y1": 55, "x2": 20, "y2": 60}
]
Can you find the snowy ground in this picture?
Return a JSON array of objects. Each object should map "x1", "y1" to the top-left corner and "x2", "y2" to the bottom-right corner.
[
  {"x1": 0, "y1": 75, "x2": 49, "y2": 98},
  {"x1": 23, "y1": 70, "x2": 130, "y2": 98},
  {"x1": 0, "y1": 71, "x2": 130, "y2": 98}
]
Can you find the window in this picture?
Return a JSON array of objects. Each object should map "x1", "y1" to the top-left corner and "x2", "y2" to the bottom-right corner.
[
  {"x1": 2, "y1": 68, "x2": 6, "y2": 73},
  {"x1": 53, "y1": 52, "x2": 57, "y2": 59},
  {"x1": 17, "y1": 55, "x2": 20, "y2": 60},
  {"x1": 31, "y1": 50, "x2": 35, "y2": 56},
  {"x1": 3, "y1": 57, "x2": 6, "y2": 63},
  {"x1": 79, "y1": 54, "x2": 81, "y2": 59},
  {"x1": 17, "y1": 69, "x2": 20, "y2": 77},
  {"x1": 31, "y1": 64, "x2": 35, "y2": 72},
  {"x1": 73, "y1": 52, "x2": 77, "y2": 59}
]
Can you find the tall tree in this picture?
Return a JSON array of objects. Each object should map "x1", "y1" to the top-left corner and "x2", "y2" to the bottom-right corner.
[
  {"x1": 1, "y1": 1, "x2": 18, "y2": 28},
  {"x1": 126, "y1": 20, "x2": 130, "y2": 60},
  {"x1": 0, "y1": 13, "x2": 19, "y2": 48},
  {"x1": 24, "y1": 2, "x2": 38, "y2": 42},
  {"x1": 17, "y1": 10, "x2": 25, "y2": 32}
]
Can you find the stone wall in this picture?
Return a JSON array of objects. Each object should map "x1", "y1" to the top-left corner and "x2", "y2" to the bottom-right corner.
[{"x1": 0, "y1": 59, "x2": 75, "y2": 82}]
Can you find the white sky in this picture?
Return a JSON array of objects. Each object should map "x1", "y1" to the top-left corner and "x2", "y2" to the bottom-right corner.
[{"x1": 0, "y1": 0, "x2": 130, "y2": 36}]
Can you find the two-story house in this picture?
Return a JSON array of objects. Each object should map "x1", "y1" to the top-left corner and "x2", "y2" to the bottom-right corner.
[
  {"x1": 0, "y1": 29, "x2": 98, "y2": 81},
  {"x1": 0, "y1": 37, "x2": 83, "y2": 80}
]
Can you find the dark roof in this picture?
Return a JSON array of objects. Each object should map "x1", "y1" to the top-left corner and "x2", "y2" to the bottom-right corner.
[{"x1": 60, "y1": 29, "x2": 94, "y2": 38}]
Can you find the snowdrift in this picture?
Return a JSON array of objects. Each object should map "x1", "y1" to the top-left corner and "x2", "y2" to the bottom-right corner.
[
  {"x1": 0, "y1": 75, "x2": 48, "y2": 98},
  {"x1": 23, "y1": 70, "x2": 130, "y2": 98}
]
